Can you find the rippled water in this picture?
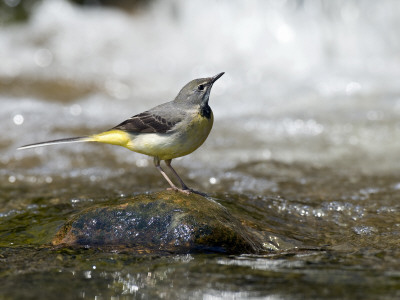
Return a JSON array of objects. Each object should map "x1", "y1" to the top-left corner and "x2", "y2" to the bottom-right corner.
[{"x1": 1, "y1": 0, "x2": 400, "y2": 299}]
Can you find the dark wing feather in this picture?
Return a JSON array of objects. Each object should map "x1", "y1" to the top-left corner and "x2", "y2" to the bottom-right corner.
[{"x1": 113, "y1": 111, "x2": 181, "y2": 134}]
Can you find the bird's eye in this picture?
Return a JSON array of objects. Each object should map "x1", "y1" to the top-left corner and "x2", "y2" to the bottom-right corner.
[{"x1": 197, "y1": 84, "x2": 205, "y2": 91}]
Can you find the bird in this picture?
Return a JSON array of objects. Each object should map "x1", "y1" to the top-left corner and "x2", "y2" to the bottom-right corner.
[{"x1": 18, "y1": 72, "x2": 224, "y2": 194}]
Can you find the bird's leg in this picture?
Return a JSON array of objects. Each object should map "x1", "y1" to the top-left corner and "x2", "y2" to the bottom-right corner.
[
  {"x1": 165, "y1": 160, "x2": 209, "y2": 196},
  {"x1": 153, "y1": 157, "x2": 179, "y2": 191},
  {"x1": 164, "y1": 159, "x2": 191, "y2": 192}
]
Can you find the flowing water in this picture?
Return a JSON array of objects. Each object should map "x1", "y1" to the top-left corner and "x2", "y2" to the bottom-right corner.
[{"x1": 1, "y1": 0, "x2": 400, "y2": 298}]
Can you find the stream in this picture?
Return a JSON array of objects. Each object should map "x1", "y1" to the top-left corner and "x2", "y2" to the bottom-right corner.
[{"x1": 1, "y1": 0, "x2": 400, "y2": 299}]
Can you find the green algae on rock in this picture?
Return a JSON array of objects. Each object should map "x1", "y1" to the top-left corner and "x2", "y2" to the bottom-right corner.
[{"x1": 51, "y1": 191, "x2": 263, "y2": 254}]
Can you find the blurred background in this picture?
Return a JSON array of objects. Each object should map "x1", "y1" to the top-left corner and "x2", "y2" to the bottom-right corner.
[
  {"x1": 1, "y1": 1, "x2": 400, "y2": 298},
  {"x1": 2, "y1": 0, "x2": 400, "y2": 186}
]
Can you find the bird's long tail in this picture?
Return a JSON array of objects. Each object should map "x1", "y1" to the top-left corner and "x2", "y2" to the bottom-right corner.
[
  {"x1": 18, "y1": 130, "x2": 133, "y2": 150},
  {"x1": 17, "y1": 136, "x2": 92, "y2": 150}
]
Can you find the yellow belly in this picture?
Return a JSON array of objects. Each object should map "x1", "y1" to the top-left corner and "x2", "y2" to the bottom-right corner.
[
  {"x1": 90, "y1": 112, "x2": 213, "y2": 160},
  {"x1": 129, "y1": 112, "x2": 213, "y2": 160}
]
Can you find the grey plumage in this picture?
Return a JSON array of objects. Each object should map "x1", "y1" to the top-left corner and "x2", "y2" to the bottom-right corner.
[{"x1": 17, "y1": 72, "x2": 224, "y2": 194}]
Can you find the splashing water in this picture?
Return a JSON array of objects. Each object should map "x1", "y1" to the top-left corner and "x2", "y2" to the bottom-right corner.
[{"x1": 1, "y1": 1, "x2": 400, "y2": 299}]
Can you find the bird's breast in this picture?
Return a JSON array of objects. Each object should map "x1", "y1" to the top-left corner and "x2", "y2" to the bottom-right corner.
[{"x1": 128, "y1": 110, "x2": 213, "y2": 160}]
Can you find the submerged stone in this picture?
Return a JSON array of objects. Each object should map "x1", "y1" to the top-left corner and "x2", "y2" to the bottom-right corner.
[{"x1": 52, "y1": 191, "x2": 263, "y2": 254}]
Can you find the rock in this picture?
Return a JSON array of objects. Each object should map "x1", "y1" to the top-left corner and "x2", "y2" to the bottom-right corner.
[{"x1": 52, "y1": 191, "x2": 263, "y2": 254}]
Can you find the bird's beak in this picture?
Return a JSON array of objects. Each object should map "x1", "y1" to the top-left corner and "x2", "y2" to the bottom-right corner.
[{"x1": 210, "y1": 72, "x2": 225, "y2": 84}]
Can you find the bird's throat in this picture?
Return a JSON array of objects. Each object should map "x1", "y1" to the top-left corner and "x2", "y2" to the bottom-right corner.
[{"x1": 200, "y1": 103, "x2": 212, "y2": 119}]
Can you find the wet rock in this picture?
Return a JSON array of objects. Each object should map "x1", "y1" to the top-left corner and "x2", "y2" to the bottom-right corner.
[{"x1": 52, "y1": 191, "x2": 263, "y2": 254}]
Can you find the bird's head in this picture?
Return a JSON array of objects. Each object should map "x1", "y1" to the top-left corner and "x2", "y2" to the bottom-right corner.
[{"x1": 174, "y1": 72, "x2": 224, "y2": 106}]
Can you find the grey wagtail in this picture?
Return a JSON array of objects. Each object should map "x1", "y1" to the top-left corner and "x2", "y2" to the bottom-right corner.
[{"x1": 18, "y1": 72, "x2": 224, "y2": 194}]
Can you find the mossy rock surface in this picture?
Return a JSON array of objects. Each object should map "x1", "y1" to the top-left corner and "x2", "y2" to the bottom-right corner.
[{"x1": 52, "y1": 191, "x2": 263, "y2": 254}]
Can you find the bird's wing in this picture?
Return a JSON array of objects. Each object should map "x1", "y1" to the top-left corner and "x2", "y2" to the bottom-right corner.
[{"x1": 112, "y1": 103, "x2": 186, "y2": 134}]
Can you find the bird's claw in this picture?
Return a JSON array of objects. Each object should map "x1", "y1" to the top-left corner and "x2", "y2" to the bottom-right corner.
[
  {"x1": 167, "y1": 187, "x2": 209, "y2": 197},
  {"x1": 167, "y1": 187, "x2": 191, "y2": 195}
]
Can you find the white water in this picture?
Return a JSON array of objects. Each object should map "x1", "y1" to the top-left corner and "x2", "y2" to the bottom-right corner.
[{"x1": 2, "y1": 0, "x2": 400, "y2": 183}]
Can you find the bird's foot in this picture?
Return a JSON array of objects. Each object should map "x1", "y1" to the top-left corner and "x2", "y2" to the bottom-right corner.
[
  {"x1": 167, "y1": 187, "x2": 209, "y2": 197},
  {"x1": 167, "y1": 187, "x2": 191, "y2": 195}
]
